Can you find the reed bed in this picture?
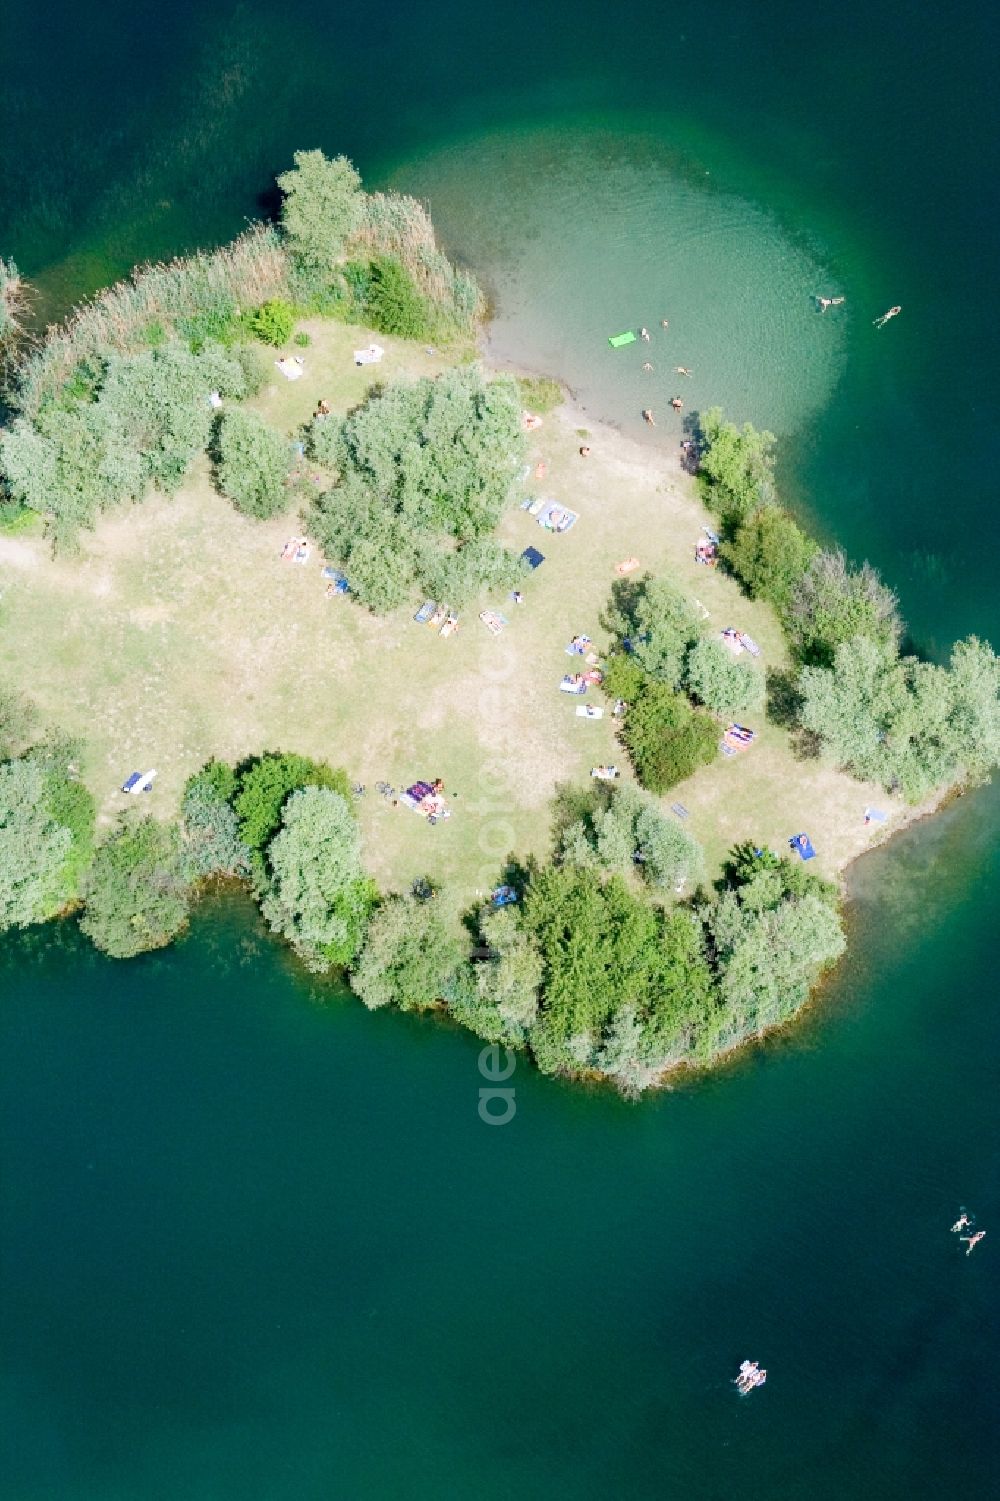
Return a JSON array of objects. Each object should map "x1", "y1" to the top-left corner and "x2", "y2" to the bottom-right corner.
[{"x1": 352, "y1": 193, "x2": 484, "y2": 327}]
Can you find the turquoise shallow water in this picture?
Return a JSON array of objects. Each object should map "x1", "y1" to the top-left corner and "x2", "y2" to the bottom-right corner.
[{"x1": 1, "y1": 0, "x2": 999, "y2": 1494}]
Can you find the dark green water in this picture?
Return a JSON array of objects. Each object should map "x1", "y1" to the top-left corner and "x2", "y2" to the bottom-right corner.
[{"x1": 2, "y1": 1, "x2": 998, "y2": 1494}]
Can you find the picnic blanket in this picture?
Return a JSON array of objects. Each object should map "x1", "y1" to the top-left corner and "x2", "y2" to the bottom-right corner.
[
  {"x1": 414, "y1": 600, "x2": 436, "y2": 624},
  {"x1": 275, "y1": 357, "x2": 304, "y2": 380},
  {"x1": 491, "y1": 885, "x2": 518, "y2": 908},
  {"x1": 354, "y1": 344, "x2": 384, "y2": 365},
  {"x1": 560, "y1": 676, "x2": 587, "y2": 695},
  {"x1": 576, "y1": 705, "x2": 604, "y2": 719}
]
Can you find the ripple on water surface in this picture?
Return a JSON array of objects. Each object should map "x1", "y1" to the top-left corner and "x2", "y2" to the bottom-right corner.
[{"x1": 389, "y1": 125, "x2": 847, "y2": 440}]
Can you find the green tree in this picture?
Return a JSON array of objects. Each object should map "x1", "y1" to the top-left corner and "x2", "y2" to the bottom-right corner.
[
  {"x1": 278, "y1": 149, "x2": 364, "y2": 277},
  {"x1": 684, "y1": 637, "x2": 765, "y2": 717},
  {"x1": 180, "y1": 762, "x2": 250, "y2": 881},
  {"x1": 721, "y1": 506, "x2": 818, "y2": 613},
  {"x1": 364, "y1": 256, "x2": 431, "y2": 338},
  {"x1": 790, "y1": 549, "x2": 902, "y2": 666},
  {"x1": 605, "y1": 574, "x2": 704, "y2": 688},
  {"x1": 698, "y1": 408, "x2": 777, "y2": 526},
  {"x1": 215, "y1": 408, "x2": 290, "y2": 519},
  {"x1": 0, "y1": 759, "x2": 73, "y2": 930},
  {"x1": 261, "y1": 787, "x2": 375, "y2": 971},
  {"x1": 350, "y1": 894, "x2": 464, "y2": 1011},
  {"x1": 604, "y1": 657, "x2": 718, "y2": 794},
  {"x1": 80, "y1": 817, "x2": 190, "y2": 958},
  {"x1": 448, "y1": 907, "x2": 542, "y2": 1045},
  {"x1": 0, "y1": 682, "x2": 37, "y2": 759},
  {"x1": 309, "y1": 367, "x2": 524, "y2": 612},
  {"x1": 233, "y1": 752, "x2": 352, "y2": 874}
]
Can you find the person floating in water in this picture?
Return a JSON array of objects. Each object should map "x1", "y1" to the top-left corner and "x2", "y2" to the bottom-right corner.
[
  {"x1": 951, "y1": 1211, "x2": 973, "y2": 1233},
  {"x1": 640, "y1": 327, "x2": 650, "y2": 342},
  {"x1": 670, "y1": 396, "x2": 683, "y2": 412},
  {"x1": 642, "y1": 408, "x2": 655, "y2": 426},
  {"x1": 642, "y1": 361, "x2": 654, "y2": 372},
  {"x1": 874, "y1": 305, "x2": 902, "y2": 328},
  {"x1": 961, "y1": 1231, "x2": 986, "y2": 1255},
  {"x1": 815, "y1": 295, "x2": 846, "y2": 312},
  {"x1": 661, "y1": 318, "x2": 669, "y2": 328},
  {"x1": 675, "y1": 366, "x2": 692, "y2": 377}
]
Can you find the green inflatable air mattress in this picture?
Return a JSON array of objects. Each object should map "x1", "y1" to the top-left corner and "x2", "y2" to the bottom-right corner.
[{"x1": 608, "y1": 331, "x2": 636, "y2": 348}]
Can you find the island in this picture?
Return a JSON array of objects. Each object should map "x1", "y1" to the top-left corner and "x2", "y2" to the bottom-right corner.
[{"x1": 1, "y1": 150, "x2": 997, "y2": 1096}]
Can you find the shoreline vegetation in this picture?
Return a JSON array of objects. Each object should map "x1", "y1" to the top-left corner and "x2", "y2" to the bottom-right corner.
[{"x1": 1, "y1": 151, "x2": 997, "y2": 1095}]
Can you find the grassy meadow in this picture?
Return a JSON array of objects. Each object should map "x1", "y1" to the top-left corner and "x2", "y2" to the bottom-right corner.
[{"x1": 0, "y1": 317, "x2": 903, "y2": 910}]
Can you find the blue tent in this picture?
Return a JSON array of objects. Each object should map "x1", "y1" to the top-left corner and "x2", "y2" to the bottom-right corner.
[
  {"x1": 789, "y1": 833, "x2": 816, "y2": 860},
  {"x1": 521, "y1": 547, "x2": 545, "y2": 570}
]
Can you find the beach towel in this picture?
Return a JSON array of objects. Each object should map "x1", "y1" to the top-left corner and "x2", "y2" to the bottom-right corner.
[
  {"x1": 609, "y1": 331, "x2": 637, "y2": 348},
  {"x1": 275, "y1": 357, "x2": 304, "y2": 380},
  {"x1": 354, "y1": 344, "x2": 384, "y2": 366},
  {"x1": 670, "y1": 804, "x2": 689, "y2": 819},
  {"x1": 414, "y1": 600, "x2": 435, "y2": 624},
  {"x1": 739, "y1": 633, "x2": 761, "y2": 657},
  {"x1": 480, "y1": 611, "x2": 507, "y2": 636},
  {"x1": 615, "y1": 557, "x2": 641, "y2": 576},
  {"x1": 491, "y1": 885, "x2": 518, "y2": 908},
  {"x1": 537, "y1": 501, "x2": 579, "y2": 534},
  {"x1": 590, "y1": 766, "x2": 619, "y2": 781},
  {"x1": 864, "y1": 807, "x2": 888, "y2": 825},
  {"x1": 521, "y1": 547, "x2": 545, "y2": 569},
  {"x1": 790, "y1": 833, "x2": 816, "y2": 860},
  {"x1": 560, "y1": 676, "x2": 587, "y2": 694},
  {"x1": 576, "y1": 705, "x2": 604, "y2": 719}
]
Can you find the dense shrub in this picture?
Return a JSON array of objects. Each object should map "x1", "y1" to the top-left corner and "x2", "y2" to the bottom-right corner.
[
  {"x1": 520, "y1": 867, "x2": 715, "y2": 1086},
  {"x1": 248, "y1": 298, "x2": 296, "y2": 347},
  {"x1": 350, "y1": 894, "x2": 464, "y2": 1011},
  {"x1": 790, "y1": 549, "x2": 902, "y2": 667},
  {"x1": 698, "y1": 407, "x2": 777, "y2": 527},
  {"x1": 558, "y1": 782, "x2": 704, "y2": 892},
  {"x1": 232, "y1": 753, "x2": 352, "y2": 875},
  {"x1": 0, "y1": 339, "x2": 249, "y2": 545},
  {"x1": 684, "y1": 637, "x2": 765, "y2": 717},
  {"x1": 0, "y1": 682, "x2": 37, "y2": 759},
  {"x1": 700, "y1": 851, "x2": 845, "y2": 1054},
  {"x1": 0, "y1": 759, "x2": 74, "y2": 930},
  {"x1": 215, "y1": 408, "x2": 290, "y2": 519},
  {"x1": 605, "y1": 574, "x2": 704, "y2": 689},
  {"x1": 309, "y1": 367, "x2": 525, "y2": 612},
  {"x1": 180, "y1": 762, "x2": 250, "y2": 881},
  {"x1": 799, "y1": 633, "x2": 1000, "y2": 800},
  {"x1": 260, "y1": 788, "x2": 375, "y2": 971},
  {"x1": 80, "y1": 817, "x2": 190, "y2": 958},
  {"x1": 447, "y1": 908, "x2": 542, "y2": 1046},
  {"x1": 721, "y1": 506, "x2": 818, "y2": 614},
  {"x1": 364, "y1": 256, "x2": 432, "y2": 338},
  {"x1": 604, "y1": 657, "x2": 718, "y2": 793}
]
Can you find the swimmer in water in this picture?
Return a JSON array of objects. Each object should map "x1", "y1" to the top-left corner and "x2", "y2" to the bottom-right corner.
[
  {"x1": 961, "y1": 1231, "x2": 986, "y2": 1255},
  {"x1": 874, "y1": 305, "x2": 902, "y2": 328},
  {"x1": 642, "y1": 409, "x2": 655, "y2": 426},
  {"x1": 670, "y1": 396, "x2": 683, "y2": 412},
  {"x1": 675, "y1": 366, "x2": 692, "y2": 376},
  {"x1": 640, "y1": 327, "x2": 650, "y2": 342},
  {"x1": 642, "y1": 361, "x2": 654, "y2": 372},
  {"x1": 951, "y1": 1211, "x2": 972, "y2": 1233},
  {"x1": 660, "y1": 318, "x2": 669, "y2": 328}
]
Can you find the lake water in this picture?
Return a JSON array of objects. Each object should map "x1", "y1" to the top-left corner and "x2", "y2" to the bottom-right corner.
[{"x1": 1, "y1": 0, "x2": 998, "y2": 1494}]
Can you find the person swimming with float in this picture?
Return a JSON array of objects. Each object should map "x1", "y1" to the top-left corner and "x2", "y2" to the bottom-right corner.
[{"x1": 874, "y1": 305, "x2": 902, "y2": 328}]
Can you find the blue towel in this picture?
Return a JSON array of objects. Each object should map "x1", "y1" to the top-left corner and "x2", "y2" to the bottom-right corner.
[{"x1": 790, "y1": 833, "x2": 816, "y2": 860}]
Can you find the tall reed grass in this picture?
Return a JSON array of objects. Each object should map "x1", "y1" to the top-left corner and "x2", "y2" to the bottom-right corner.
[
  {"x1": 352, "y1": 193, "x2": 484, "y2": 328},
  {"x1": 13, "y1": 224, "x2": 288, "y2": 418}
]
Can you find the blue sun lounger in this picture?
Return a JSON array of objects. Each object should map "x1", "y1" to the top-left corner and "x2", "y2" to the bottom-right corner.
[{"x1": 790, "y1": 833, "x2": 816, "y2": 860}]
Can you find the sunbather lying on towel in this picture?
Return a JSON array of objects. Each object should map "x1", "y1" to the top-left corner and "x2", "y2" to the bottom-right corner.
[{"x1": 560, "y1": 674, "x2": 587, "y2": 694}]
